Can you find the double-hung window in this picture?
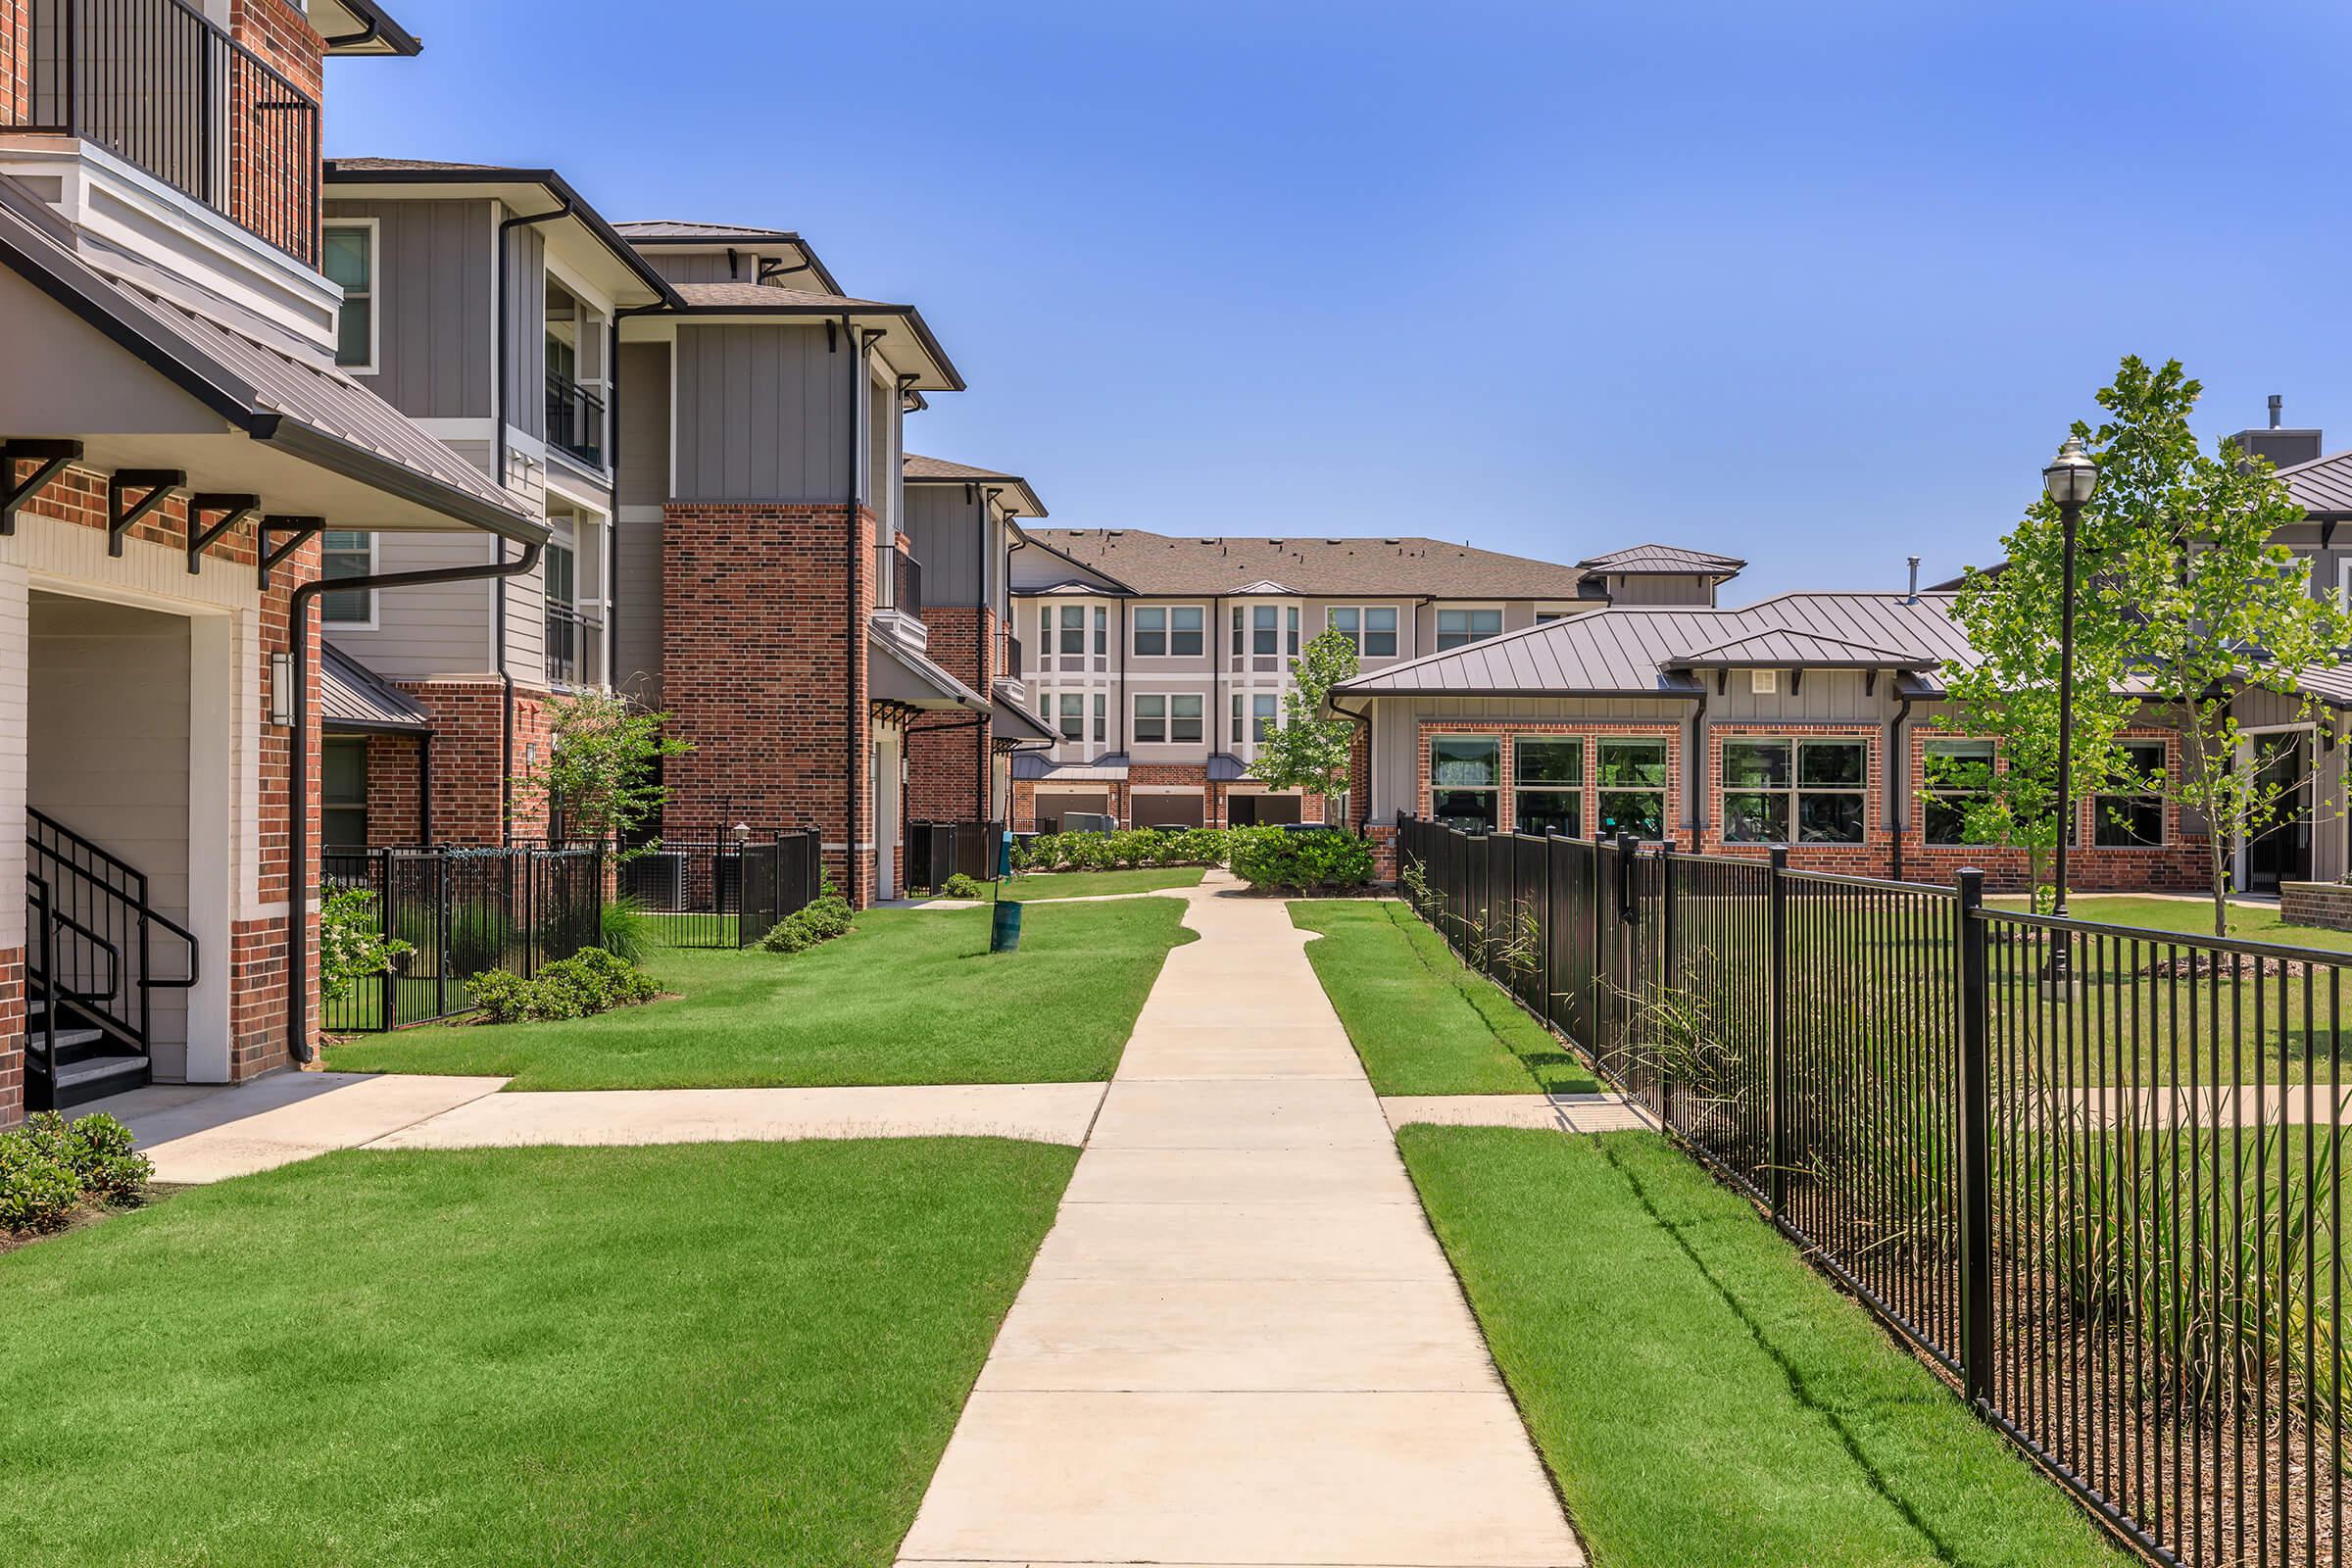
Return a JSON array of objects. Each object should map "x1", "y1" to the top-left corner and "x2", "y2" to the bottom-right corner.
[
  {"x1": 1133, "y1": 694, "x2": 1203, "y2": 745},
  {"x1": 1135, "y1": 607, "x2": 1168, "y2": 656},
  {"x1": 1057, "y1": 606, "x2": 1086, "y2": 658},
  {"x1": 1514, "y1": 738, "x2": 1584, "y2": 836},
  {"x1": 1326, "y1": 606, "x2": 1398, "y2": 658},
  {"x1": 1921, "y1": 740, "x2": 1994, "y2": 846},
  {"x1": 1430, "y1": 737, "x2": 1500, "y2": 831},
  {"x1": 2093, "y1": 740, "x2": 2166, "y2": 846},
  {"x1": 1436, "y1": 608, "x2": 1502, "y2": 651},
  {"x1": 1094, "y1": 606, "x2": 1108, "y2": 662},
  {"x1": 1133, "y1": 606, "x2": 1203, "y2": 657},
  {"x1": 320, "y1": 530, "x2": 374, "y2": 626},
  {"x1": 1596, "y1": 740, "x2": 1669, "y2": 839},
  {"x1": 1056, "y1": 693, "x2": 1084, "y2": 742},
  {"x1": 1231, "y1": 692, "x2": 1278, "y2": 743},
  {"x1": 323, "y1": 221, "x2": 375, "y2": 371},
  {"x1": 1093, "y1": 693, "x2": 1106, "y2": 745},
  {"x1": 1721, "y1": 739, "x2": 1867, "y2": 844}
]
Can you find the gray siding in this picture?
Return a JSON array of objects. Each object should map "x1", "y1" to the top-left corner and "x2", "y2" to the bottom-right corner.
[
  {"x1": 1367, "y1": 694, "x2": 1694, "y2": 821},
  {"x1": 325, "y1": 530, "x2": 496, "y2": 680},
  {"x1": 1608, "y1": 573, "x2": 1716, "y2": 607},
  {"x1": 1708, "y1": 668, "x2": 1883, "y2": 722},
  {"x1": 639, "y1": 251, "x2": 779, "y2": 285},
  {"x1": 616, "y1": 343, "x2": 670, "y2": 508},
  {"x1": 615, "y1": 507, "x2": 664, "y2": 705},
  {"x1": 324, "y1": 198, "x2": 494, "y2": 419},
  {"x1": 907, "y1": 485, "x2": 983, "y2": 607},
  {"x1": 672, "y1": 324, "x2": 851, "y2": 503},
  {"x1": 501, "y1": 212, "x2": 547, "y2": 441}
]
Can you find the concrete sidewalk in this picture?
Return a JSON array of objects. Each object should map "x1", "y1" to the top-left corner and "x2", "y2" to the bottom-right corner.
[{"x1": 897, "y1": 873, "x2": 1584, "y2": 1568}]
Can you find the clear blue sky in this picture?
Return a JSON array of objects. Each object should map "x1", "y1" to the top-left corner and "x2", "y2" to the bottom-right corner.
[{"x1": 327, "y1": 1, "x2": 2352, "y2": 600}]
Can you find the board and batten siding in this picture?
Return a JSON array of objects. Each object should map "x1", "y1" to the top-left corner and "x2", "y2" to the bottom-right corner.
[
  {"x1": 324, "y1": 531, "x2": 499, "y2": 681},
  {"x1": 671, "y1": 324, "x2": 851, "y2": 503},
  {"x1": 906, "y1": 485, "x2": 983, "y2": 607},
  {"x1": 500, "y1": 213, "x2": 548, "y2": 443},
  {"x1": 323, "y1": 198, "x2": 497, "y2": 420},
  {"x1": 612, "y1": 342, "x2": 670, "y2": 704}
]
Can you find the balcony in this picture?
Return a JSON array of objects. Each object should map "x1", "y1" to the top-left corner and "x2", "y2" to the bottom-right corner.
[
  {"x1": 872, "y1": 540, "x2": 925, "y2": 653},
  {"x1": 3, "y1": 0, "x2": 321, "y2": 266},
  {"x1": 545, "y1": 601, "x2": 605, "y2": 690},
  {"x1": 999, "y1": 629, "x2": 1025, "y2": 696},
  {"x1": 545, "y1": 369, "x2": 605, "y2": 469}
]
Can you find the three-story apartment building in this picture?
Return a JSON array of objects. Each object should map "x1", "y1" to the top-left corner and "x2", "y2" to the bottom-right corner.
[
  {"x1": 0, "y1": 0, "x2": 547, "y2": 1119},
  {"x1": 1006, "y1": 532, "x2": 1739, "y2": 830}
]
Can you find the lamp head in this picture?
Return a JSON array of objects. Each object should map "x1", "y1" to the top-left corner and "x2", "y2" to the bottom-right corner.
[{"x1": 2043, "y1": 434, "x2": 2099, "y2": 508}]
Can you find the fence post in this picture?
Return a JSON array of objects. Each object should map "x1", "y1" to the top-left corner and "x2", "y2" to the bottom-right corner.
[
  {"x1": 434, "y1": 851, "x2": 450, "y2": 1021},
  {"x1": 1955, "y1": 865, "x2": 1993, "y2": 1406},
  {"x1": 1657, "y1": 839, "x2": 1676, "y2": 1118},
  {"x1": 1766, "y1": 845, "x2": 1788, "y2": 1218},
  {"x1": 1614, "y1": 831, "x2": 1637, "y2": 924}
]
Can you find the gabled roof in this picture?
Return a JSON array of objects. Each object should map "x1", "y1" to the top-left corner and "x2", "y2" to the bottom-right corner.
[
  {"x1": 0, "y1": 175, "x2": 542, "y2": 541},
  {"x1": 1233, "y1": 578, "x2": 1298, "y2": 596},
  {"x1": 992, "y1": 689, "x2": 1060, "y2": 745},
  {"x1": 322, "y1": 645, "x2": 432, "y2": 732},
  {"x1": 903, "y1": 452, "x2": 1047, "y2": 517},
  {"x1": 1022, "y1": 529, "x2": 1592, "y2": 598},
  {"x1": 1577, "y1": 543, "x2": 1746, "y2": 576},
  {"x1": 1671, "y1": 629, "x2": 1936, "y2": 670},
  {"x1": 1336, "y1": 593, "x2": 1976, "y2": 699},
  {"x1": 616, "y1": 220, "x2": 808, "y2": 242},
  {"x1": 664, "y1": 283, "x2": 962, "y2": 392},
  {"x1": 322, "y1": 161, "x2": 681, "y2": 308},
  {"x1": 2278, "y1": 449, "x2": 2352, "y2": 516}
]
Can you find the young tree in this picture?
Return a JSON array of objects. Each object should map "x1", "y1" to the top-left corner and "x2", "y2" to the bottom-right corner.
[
  {"x1": 512, "y1": 690, "x2": 694, "y2": 857},
  {"x1": 1939, "y1": 493, "x2": 2137, "y2": 908},
  {"x1": 2083, "y1": 357, "x2": 2352, "y2": 935},
  {"x1": 1251, "y1": 626, "x2": 1362, "y2": 823}
]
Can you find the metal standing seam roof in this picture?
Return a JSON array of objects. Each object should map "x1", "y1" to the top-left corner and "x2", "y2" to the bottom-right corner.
[
  {"x1": 321, "y1": 645, "x2": 432, "y2": 732},
  {"x1": 1335, "y1": 593, "x2": 1982, "y2": 698},
  {"x1": 1011, "y1": 752, "x2": 1132, "y2": 782},
  {"x1": 0, "y1": 176, "x2": 544, "y2": 541},
  {"x1": 1021, "y1": 528, "x2": 1597, "y2": 598},
  {"x1": 869, "y1": 632, "x2": 990, "y2": 712},
  {"x1": 2278, "y1": 450, "x2": 2352, "y2": 515},
  {"x1": 1672, "y1": 629, "x2": 1937, "y2": 670},
  {"x1": 1576, "y1": 542, "x2": 1748, "y2": 576},
  {"x1": 992, "y1": 691, "x2": 1061, "y2": 746}
]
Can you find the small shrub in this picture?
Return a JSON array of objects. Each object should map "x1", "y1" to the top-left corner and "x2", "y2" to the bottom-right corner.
[
  {"x1": 466, "y1": 968, "x2": 537, "y2": 1024},
  {"x1": 465, "y1": 949, "x2": 661, "y2": 1024},
  {"x1": 600, "y1": 895, "x2": 653, "y2": 965},
  {"x1": 319, "y1": 887, "x2": 413, "y2": 1006},
  {"x1": 1229, "y1": 827, "x2": 1374, "y2": 892},
  {"x1": 0, "y1": 1129, "x2": 82, "y2": 1234},
  {"x1": 64, "y1": 1113, "x2": 151, "y2": 1200},
  {"x1": 940, "y1": 872, "x2": 984, "y2": 899},
  {"x1": 760, "y1": 895, "x2": 854, "y2": 955}
]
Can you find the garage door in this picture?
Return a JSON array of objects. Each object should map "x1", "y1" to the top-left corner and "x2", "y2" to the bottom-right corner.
[
  {"x1": 1229, "y1": 793, "x2": 1302, "y2": 826},
  {"x1": 1132, "y1": 792, "x2": 1205, "y2": 829},
  {"x1": 1036, "y1": 791, "x2": 1110, "y2": 832}
]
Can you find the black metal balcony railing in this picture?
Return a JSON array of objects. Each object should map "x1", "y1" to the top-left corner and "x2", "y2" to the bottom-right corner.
[
  {"x1": 4, "y1": 0, "x2": 321, "y2": 266},
  {"x1": 545, "y1": 369, "x2": 605, "y2": 467},
  {"x1": 874, "y1": 543, "x2": 922, "y2": 622},
  {"x1": 544, "y1": 601, "x2": 603, "y2": 688},
  {"x1": 1003, "y1": 630, "x2": 1023, "y2": 681}
]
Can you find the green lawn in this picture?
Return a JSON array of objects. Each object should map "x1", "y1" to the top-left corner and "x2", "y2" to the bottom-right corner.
[
  {"x1": 1003, "y1": 866, "x2": 1207, "y2": 901},
  {"x1": 1290, "y1": 899, "x2": 1598, "y2": 1095},
  {"x1": 1992, "y1": 893, "x2": 2352, "y2": 954},
  {"x1": 1400, "y1": 1126, "x2": 2123, "y2": 1568},
  {"x1": 324, "y1": 899, "x2": 1194, "y2": 1089},
  {"x1": 0, "y1": 1139, "x2": 1074, "y2": 1567}
]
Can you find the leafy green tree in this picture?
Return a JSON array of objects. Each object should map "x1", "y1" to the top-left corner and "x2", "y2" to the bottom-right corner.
[
  {"x1": 1251, "y1": 626, "x2": 1362, "y2": 820},
  {"x1": 513, "y1": 690, "x2": 693, "y2": 857},
  {"x1": 2082, "y1": 357, "x2": 2352, "y2": 934}
]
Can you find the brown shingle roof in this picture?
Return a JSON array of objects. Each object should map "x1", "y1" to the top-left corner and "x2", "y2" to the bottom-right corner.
[
  {"x1": 1023, "y1": 528, "x2": 1595, "y2": 598},
  {"x1": 903, "y1": 453, "x2": 1047, "y2": 516}
]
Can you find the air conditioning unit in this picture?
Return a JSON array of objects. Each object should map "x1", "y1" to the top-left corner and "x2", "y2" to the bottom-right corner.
[{"x1": 1750, "y1": 668, "x2": 1778, "y2": 694}]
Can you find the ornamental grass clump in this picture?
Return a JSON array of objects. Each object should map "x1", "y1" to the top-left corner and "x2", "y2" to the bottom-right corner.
[{"x1": 0, "y1": 1111, "x2": 152, "y2": 1236}]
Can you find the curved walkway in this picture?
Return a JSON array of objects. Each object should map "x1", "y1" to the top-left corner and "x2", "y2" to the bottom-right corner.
[{"x1": 895, "y1": 872, "x2": 1584, "y2": 1568}]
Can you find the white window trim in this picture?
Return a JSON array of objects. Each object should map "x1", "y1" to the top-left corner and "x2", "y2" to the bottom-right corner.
[
  {"x1": 1325, "y1": 604, "x2": 1401, "y2": 658},
  {"x1": 1718, "y1": 737, "x2": 1870, "y2": 845},
  {"x1": 323, "y1": 217, "x2": 380, "y2": 375},
  {"x1": 1434, "y1": 601, "x2": 1506, "y2": 651},
  {"x1": 1132, "y1": 601, "x2": 1208, "y2": 659},
  {"x1": 320, "y1": 529, "x2": 379, "y2": 630},
  {"x1": 2336, "y1": 557, "x2": 2352, "y2": 612},
  {"x1": 1132, "y1": 691, "x2": 1206, "y2": 746}
]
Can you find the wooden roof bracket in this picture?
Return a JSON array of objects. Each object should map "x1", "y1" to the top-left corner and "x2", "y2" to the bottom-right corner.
[
  {"x1": 258, "y1": 516, "x2": 324, "y2": 589},
  {"x1": 1, "y1": 439, "x2": 82, "y2": 535},
  {"x1": 187, "y1": 494, "x2": 261, "y2": 575},
  {"x1": 109, "y1": 469, "x2": 186, "y2": 557}
]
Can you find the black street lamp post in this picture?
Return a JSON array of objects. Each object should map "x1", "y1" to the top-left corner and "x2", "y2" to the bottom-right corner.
[{"x1": 2043, "y1": 434, "x2": 2099, "y2": 979}]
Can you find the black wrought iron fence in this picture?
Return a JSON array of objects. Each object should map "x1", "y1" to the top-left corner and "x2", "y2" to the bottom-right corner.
[
  {"x1": 906, "y1": 820, "x2": 1004, "y2": 893},
  {"x1": 319, "y1": 844, "x2": 604, "y2": 1032},
  {"x1": 617, "y1": 829, "x2": 822, "y2": 949},
  {"x1": 1396, "y1": 812, "x2": 2352, "y2": 1568}
]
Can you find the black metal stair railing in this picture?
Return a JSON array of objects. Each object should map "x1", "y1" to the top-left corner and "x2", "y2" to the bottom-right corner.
[{"x1": 25, "y1": 807, "x2": 200, "y2": 1077}]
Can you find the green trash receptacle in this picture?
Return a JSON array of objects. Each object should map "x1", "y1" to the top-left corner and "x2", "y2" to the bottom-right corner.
[{"x1": 990, "y1": 899, "x2": 1023, "y2": 953}]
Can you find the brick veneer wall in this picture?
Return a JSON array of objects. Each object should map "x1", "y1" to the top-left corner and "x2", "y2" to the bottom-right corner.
[
  {"x1": 2282, "y1": 882, "x2": 2352, "y2": 931},
  {"x1": 0, "y1": 947, "x2": 22, "y2": 1129},
  {"x1": 1413, "y1": 720, "x2": 1685, "y2": 843},
  {"x1": 362, "y1": 733, "x2": 423, "y2": 847},
  {"x1": 661, "y1": 503, "x2": 874, "y2": 904},
  {"x1": 906, "y1": 605, "x2": 994, "y2": 822},
  {"x1": 393, "y1": 680, "x2": 552, "y2": 845},
  {"x1": 1, "y1": 457, "x2": 320, "y2": 1121},
  {"x1": 1696, "y1": 723, "x2": 1890, "y2": 871},
  {"x1": 0, "y1": 0, "x2": 26, "y2": 123}
]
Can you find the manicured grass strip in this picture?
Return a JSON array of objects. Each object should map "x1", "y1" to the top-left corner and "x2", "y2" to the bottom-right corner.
[
  {"x1": 1003, "y1": 866, "x2": 1207, "y2": 901},
  {"x1": 0, "y1": 1139, "x2": 1076, "y2": 1568},
  {"x1": 324, "y1": 898, "x2": 1194, "y2": 1090},
  {"x1": 1398, "y1": 1127, "x2": 2122, "y2": 1568},
  {"x1": 1991, "y1": 893, "x2": 2352, "y2": 954},
  {"x1": 1291, "y1": 899, "x2": 1597, "y2": 1095}
]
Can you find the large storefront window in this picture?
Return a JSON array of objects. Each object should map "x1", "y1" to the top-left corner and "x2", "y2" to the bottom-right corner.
[
  {"x1": 1596, "y1": 739, "x2": 1667, "y2": 839},
  {"x1": 2093, "y1": 740, "x2": 2166, "y2": 847},
  {"x1": 1722, "y1": 738, "x2": 1866, "y2": 844},
  {"x1": 1431, "y1": 737, "x2": 1500, "y2": 831},
  {"x1": 1514, "y1": 738, "x2": 1584, "y2": 836}
]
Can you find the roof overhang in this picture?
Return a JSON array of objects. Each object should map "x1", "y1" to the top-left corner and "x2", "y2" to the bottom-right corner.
[
  {"x1": 992, "y1": 687, "x2": 1060, "y2": 744},
  {"x1": 313, "y1": 0, "x2": 421, "y2": 56},
  {"x1": 614, "y1": 230, "x2": 845, "y2": 296},
  {"x1": 322, "y1": 164, "x2": 681, "y2": 309},
  {"x1": 661, "y1": 297, "x2": 963, "y2": 392},
  {"x1": 322, "y1": 645, "x2": 432, "y2": 733},
  {"x1": 1009, "y1": 528, "x2": 1135, "y2": 594},
  {"x1": 1332, "y1": 680, "x2": 1708, "y2": 702},
  {"x1": 870, "y1": 632, "x2": 991, "y2": 713},
  {"x1": 904, "y1": 460, "x2": 1048, "y2": 519},
  {"x1": 0, "y1": 183, "x2": 544, "y2": 542}
]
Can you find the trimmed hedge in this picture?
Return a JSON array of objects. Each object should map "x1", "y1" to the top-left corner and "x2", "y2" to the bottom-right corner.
[
  {"x1": 1228, "y1": 826, "x2": 1375, "y2": 893},
  {"x1": 1014, "y1": 827, "x2": 1229, "y2": 873},
  {"x1": 1, "y1": 1111, "x2": 152, "y2": 1236},
  {"x1": 466, "y1": 947, "x2": 661, "y2": 1024},
  {"x1": 759, "y1": 895, "x2": 853, "y2": 955}
]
